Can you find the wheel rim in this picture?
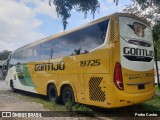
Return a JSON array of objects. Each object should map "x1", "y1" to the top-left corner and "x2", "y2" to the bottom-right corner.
[
  {"x1": 64, "y1": 90, "x2": 72, "y2": 103},
  {"x1": 49, "y1": 87, "x2": 56, "y2": 100}
]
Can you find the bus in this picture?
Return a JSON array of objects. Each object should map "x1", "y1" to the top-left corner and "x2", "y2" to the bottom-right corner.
[{"x1": 5, "y1": 13, "x2": 155, "y2": 108}]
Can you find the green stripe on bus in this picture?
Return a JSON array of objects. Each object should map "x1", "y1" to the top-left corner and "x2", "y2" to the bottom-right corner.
[{"x1": 16, "y1": 64, "x2": 35, "y2": 87}]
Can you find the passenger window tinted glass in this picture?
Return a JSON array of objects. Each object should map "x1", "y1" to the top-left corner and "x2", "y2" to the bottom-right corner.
[
  {"x1": 58, "y1": 20, "x2": 109, "y2": 57},
  {"x1": 48, "y1": 40, "x2": 60, "y2": 59},
  {"x1": 10, "y1": 52, "x2": 17, "y2": 65},
  {"x1": 23, "y1": 48, "x2": 33, "y2": 62},
  {"x1": 11, "y1": 50, "x2": 25, "y2": 65},
  {"x1": 31, "y1": 42, "x2": 52, "y2": 61},
  {"x1": 79, "y1": 20, "x2": 108, "y2": 53},
  {"x1": 44, "y1": 42, "x2": 51, "y2": 60},
  {"x1": 59, "y1": 31, "x2": 80, "y2": 57},
  {"x1": 11, "y1": 20, "x2": 109, "y2": 63}
]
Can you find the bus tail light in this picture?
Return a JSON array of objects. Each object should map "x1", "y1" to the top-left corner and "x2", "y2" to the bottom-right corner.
[{"x1": 114, "y1": 62, "x2": 124, "y2": 90}]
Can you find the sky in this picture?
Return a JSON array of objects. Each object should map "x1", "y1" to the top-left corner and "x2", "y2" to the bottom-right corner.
[{"x1": 0, "y1": 0, "x2": 131, "y2": 51}]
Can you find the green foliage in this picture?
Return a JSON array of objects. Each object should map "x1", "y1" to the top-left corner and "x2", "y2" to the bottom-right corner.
[
  {"x1": 7, "y1": 87, "x2": 160, "y2": 117},
  {"x1": 154, "y1": 41, "x2": 160, "y2": 61},
  {"x1": 65, "y1": 99, "x2": 73, "y2": 111},
  {"x1": 135, "y1": 0, "x2": 160, "y2": 10},
  {"x1": 153, "y1": 21, "x2": 160, "y2": 42},
  {"x1": 124, "y1": 1, "x2": 160, "y2": 25},
  {"x1": 114, "y1": 0, "x2": 119, "y2": 6},
  {"x1": 140, "y1": 95, "x2": 160, "y2": 111},
  {"x1": 49, "y1": 0, "x2": 159, "y2": 30},
  {"x1": 49, "y1": 0, "x2": 100, "y2": 30},
  {"x1": 0, "y1": 50, "x2": 12, "y2": 60},
  {"x1": 65, "y1": 100, "x2": 93, "y2": 116},
  {"x1": 155, "y1": 85, "x2": 160, "y2": 92},
  {"x1": 72, "y1": 104, "x2": 93, "y2": 112},
  {"x1": 153, "y1": 22, "x2": 160, "y2": 60},
  {"x1": 17, "y1": 92, "x2": 66, "y2": 111},
  {"x1": 49, "y1": 0, "x2": 119, "y2": 30}
]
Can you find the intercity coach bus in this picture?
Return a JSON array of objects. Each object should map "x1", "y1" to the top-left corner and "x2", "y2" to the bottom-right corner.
[{"x1": 5, "y1": 13, "x2": 155, "y2": 108}]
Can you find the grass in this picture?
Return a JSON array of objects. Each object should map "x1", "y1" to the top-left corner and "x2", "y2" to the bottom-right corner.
[
  {"x1": 155, "y1": 85, "x2": 160, "y2": 92},
  {"x1": 7, "y1": 86, "x2": 160, "y2": 118},
  {"x1": 11, "y1": 90, "x2": 66, "y2": 111},
  {"x1": 140, "y1": 85, "x2": 160, "y2": 111},
  {"x1": 24, "y1": 98, "x2": 66, "y2": 111}
]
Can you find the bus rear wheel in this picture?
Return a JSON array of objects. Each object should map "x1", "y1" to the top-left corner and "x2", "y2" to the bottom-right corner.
[
  {"x1": 62, "y1": 85, "x2": 75, "y2": 105},
  {"x1": 48, "y1": 84, "x2": 59, "y2": 103}
]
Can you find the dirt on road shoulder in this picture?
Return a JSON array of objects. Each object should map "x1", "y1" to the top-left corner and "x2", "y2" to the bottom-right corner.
[{"x1": 0, "y1": 80, "x2": 48, "y2": 111}]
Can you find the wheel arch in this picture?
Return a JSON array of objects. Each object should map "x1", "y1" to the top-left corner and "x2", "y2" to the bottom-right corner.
[
  {"x1": 58, "y1": 81, "x2": 77, "y2": 102},
  {"x1": 10, "y1": 79, "x2": 13, "y2": 87},
  {"x1": 46, "y1": 80, "x2": 57, "y2": 96}
]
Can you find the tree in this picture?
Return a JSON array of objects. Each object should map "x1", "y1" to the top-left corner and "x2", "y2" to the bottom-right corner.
[
  {"x1": 135, "y1": 0, "x2": 160, "y2": 10},
  {"x1": 153, "y1": 22, "x2": 160, "y2": 88},
  {"x1": 0, "y1": 50, "x2": 12, "y2": 60},
  {"x1": 153, "y1": 22, "x2": 160, "y2": 61},
  {"x1": 49, "y1": 0, "x2": 119, "y2": 30},
  {"x1": 49, "y1": 0, "x2": 160, "y2": 30},
  {"x1": 124, "y1": 0, "x2": 160, "y2": 26},
  {"x1": 124, "y1": 0, "x2": 160, "y2": 59}
]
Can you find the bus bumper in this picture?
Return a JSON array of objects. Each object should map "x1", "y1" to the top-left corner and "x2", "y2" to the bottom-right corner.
[{"x1": 110, "y1": 89, "x2": 155, "y2": 108}]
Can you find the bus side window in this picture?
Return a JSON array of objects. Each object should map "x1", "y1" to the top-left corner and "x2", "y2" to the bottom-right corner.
[{"x1": 79, "y1": 20, "x2": 109, "y2": 52}]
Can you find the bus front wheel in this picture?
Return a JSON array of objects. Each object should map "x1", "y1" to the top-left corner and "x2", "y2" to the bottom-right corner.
[
  {"x1": 62, "y1": 85, "x2": 75, "y2": 105},
  {"x1": 48, "y1": 84, "x2": 59, "y2": 103}
]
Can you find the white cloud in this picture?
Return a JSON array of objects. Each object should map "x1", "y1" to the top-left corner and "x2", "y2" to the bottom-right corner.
[
  {"x1": 98, "y1": 0, "x2": 128, "y2": 16},
  {"x1": 107, "y1": 0, "x2": 113, "y2": 3},
  {"x1": 33, "y1": 1, "x2": 57, "y2": 19},
  {"x1": 0, "y1": 0, "x2": 57, "y2": 51},
  {"x1": 20, "y1": 0, "x2": 57, "y2": 19},
  {"x1": 0, "y1": 0, "x2": 132, "y2": 52}
]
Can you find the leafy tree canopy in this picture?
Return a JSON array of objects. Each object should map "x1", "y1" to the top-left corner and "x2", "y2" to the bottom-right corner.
[
  {"x1": 124, "y1": 0, "x2": 160, "y2": 25},
  {"x1": 124, "y1": 0, "x2": 160, "y2": 60},
  {"x1": 0, "y1": 50, "x2": 12, "y2": 60},
  {"x1": 49, "y1": 0, "x2": 159, "y2": 30},
  {"x1": 153, "y1": 22, "x2": 160, "y2": 42},
  {"x1": 49, "y1": 0, "x2": 119, "y2": 30},
  {"x1": 153, "y1": 22, "x2": 160, "y2": 60},
  {"x1": 135, "y1": 0, "x2": 160, "y2": 10}
]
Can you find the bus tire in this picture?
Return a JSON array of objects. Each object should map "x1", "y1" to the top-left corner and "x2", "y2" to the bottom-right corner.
[
  {"x1": 10, "y1": 80, "x2": 16, "y2": 92},
  {"x1": 48, "y1": 84, "x2": 59, "y2": 103},
  {"x1": 62, "y1": 85, "x2": 75, "y2": 105}
]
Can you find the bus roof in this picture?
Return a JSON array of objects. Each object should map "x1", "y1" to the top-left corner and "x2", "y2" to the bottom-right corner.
[{"x1": 15, "y1": 12, "x2": 150, "y2": 52}]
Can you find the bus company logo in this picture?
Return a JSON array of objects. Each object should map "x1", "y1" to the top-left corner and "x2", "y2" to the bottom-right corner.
[
  {"x1": 35, "y1": 61, "x2": 65, "y2": 71},
  {"x1": 123, "y1": 47, "x2": 154, "y2": 62},
  {"x1": 128, "y1": 22, "x2": 146, "y2": 37}
]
